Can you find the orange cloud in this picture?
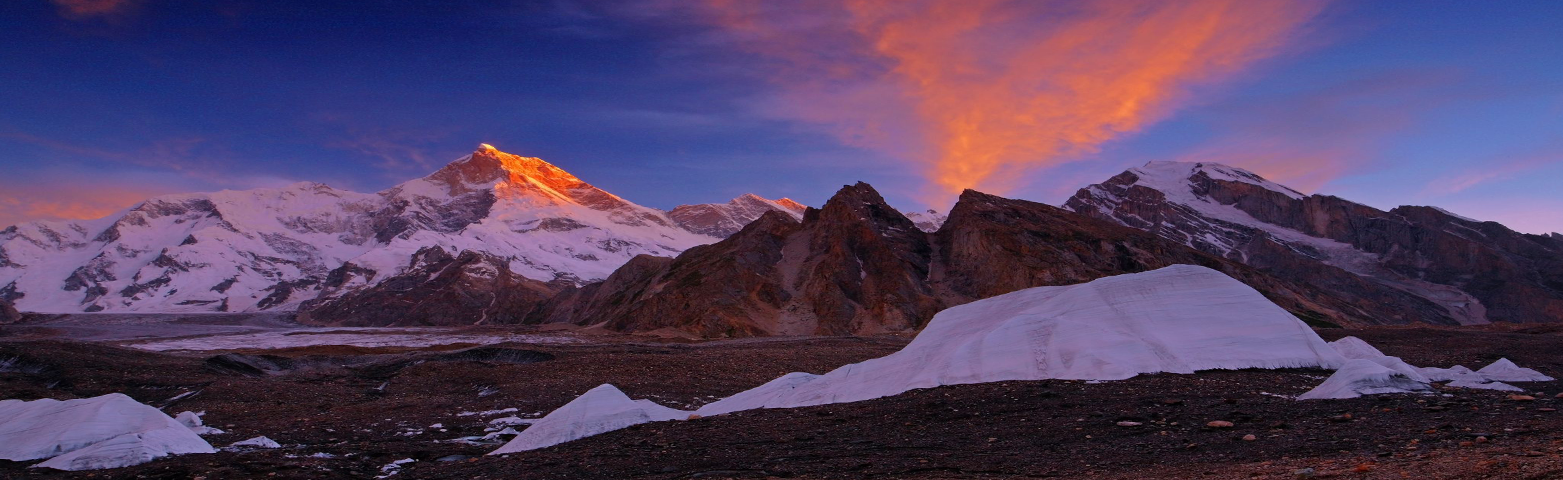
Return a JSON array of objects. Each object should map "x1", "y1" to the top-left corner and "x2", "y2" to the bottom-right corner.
[
  {"x1": 701, "y1": 0, "x2": 1326, "y2": 201},
  {"x1": 0, "y1": 183, "x2": 175, "y2": 228},
  {"x1": 50, "y1": 0, "x2": 133, "y2": 18}
]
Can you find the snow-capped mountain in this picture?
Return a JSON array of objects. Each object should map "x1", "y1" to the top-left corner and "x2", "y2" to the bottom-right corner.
[
  {"x1": 0, "y1": 145, "x2": 734, "y2": 313},
  {"x1": 902, "y1": 209, "x2": 948, "y2": 233},
  {"x1": 669, "y1": 194, "x2": 806, "y2": 238},
  {"x1": 1064, "y1": 161, "x2": 1563, "y2": 325}
]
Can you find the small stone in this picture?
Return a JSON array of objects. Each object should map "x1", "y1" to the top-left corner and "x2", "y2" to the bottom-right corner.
[
  {"x1": 1242, "y1": 434, "x2": 1257, "y2": 441},
  {"x1": 1508, "y1": 394, "x2": 1536, "y2": 401},
  {"x1": 1116, "y1": 421, "x2": 1143, "y2": 427},
  {"x1": 1207, "y1": 420, "x2": 1235, "y2": 428},
  {"x1": 1476, "y1": 436, "x2": 1489, "y2": 443}
]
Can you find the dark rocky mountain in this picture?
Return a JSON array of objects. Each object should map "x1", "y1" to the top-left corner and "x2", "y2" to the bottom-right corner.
[
  {"x1": 533, "y1": 183, "x2": 1374, "y2": 337},
  {"x1": 297, "y1": 246, "x2": 564, "y2": 327},
  {"x1": 1064, "y1": 161, "x2": 1563, "y2": 324}
]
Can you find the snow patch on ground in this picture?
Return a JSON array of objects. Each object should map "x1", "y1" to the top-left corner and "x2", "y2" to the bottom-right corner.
[
  {"x1": 493, "y1": 265, "x2": 1345, "y2": 453},
  {"x1": 490, "y1": 384, "x2": 688, "y2": 455},
  {"x1": 0, "y1": 393, "x2": 214, "y2": 470},
  {"x1": 1303, "y1": 337, "x2": 1552, "y2": 398},
  {"x1": 1297, "y1": 359, "x2": 1432, "y2": 400},
  {"x1": 228, "y1": 436, "x2": 281, "y2": 449}
]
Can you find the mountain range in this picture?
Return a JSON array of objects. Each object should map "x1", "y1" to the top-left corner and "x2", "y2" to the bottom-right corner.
[
  {"x1": 0, "y1": 145, "x2": 799, "y2": 315},
  {"x1": 4, "y1": 145, "x2": 1560, "y2": 332}
]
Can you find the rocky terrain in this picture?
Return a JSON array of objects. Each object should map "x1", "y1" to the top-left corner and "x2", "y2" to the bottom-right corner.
[
  {"x1": 1, "y1": 298, "x2": 20, "y2": 324},
  {"x1": 530, "y1": 184, "x2": 1383, "y2": 336},
  {"x1": 1065, "y1": 161, "x2": 1563, "y2": 325},
  {"x1": 2, "y1": 326, "x2": 1562, "y2": 479},
  {"x1": 296, "y1": 247, "x2": 566, "y2": 327}
]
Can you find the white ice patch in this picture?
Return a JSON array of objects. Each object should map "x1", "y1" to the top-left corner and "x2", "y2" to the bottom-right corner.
[
  {"x1": 1322, "y1": 337, "x2": 1552, "y2": 394},
  {"x1": 490, "y1": 384, "x2": 689, "y2": 455},
  {"x1": 228, "y1": 436, "x2": 281, "y2": 449},
  {"x1": 174, "y1": 411, "x2": 225, "y2": 435},
  {"x1": 1475, "y1": 358, "x2": 1555, "y2": 382},
  {"x1": 1297, "y1": 359, "x2": 1432, "y2": 400},
  {"x1": 493, "y1": 265, "x2": 1345, "y2": 453},
  {"x1": 0, "y1": 393, "x2": 214, "y2": 471}
]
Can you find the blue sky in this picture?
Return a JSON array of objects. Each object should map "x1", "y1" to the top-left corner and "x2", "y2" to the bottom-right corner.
[{"x1": 1, "y1": 0, "x2": 1559, "y2": 233}]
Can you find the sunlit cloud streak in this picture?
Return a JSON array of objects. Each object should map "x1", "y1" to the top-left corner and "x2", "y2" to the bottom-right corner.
[
  {"x1": 697, "y1": 0, "x2": 1327, "y2": 202},
  {"x1": 49, "y1": 0, "x2": 134, "y2": 18},
  {"x1": 1421, "y1": 144, "x2": 1563, "y2": 197}
]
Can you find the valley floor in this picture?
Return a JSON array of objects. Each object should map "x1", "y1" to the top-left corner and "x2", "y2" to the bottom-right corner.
[{"x1": 2, "y1": 322, "x2": 1562, "y2": 479}]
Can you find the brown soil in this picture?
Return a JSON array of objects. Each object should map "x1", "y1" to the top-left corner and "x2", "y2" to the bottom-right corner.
[{"x1": 3, "y1": 327, "x2": 1562, "y2": 479}]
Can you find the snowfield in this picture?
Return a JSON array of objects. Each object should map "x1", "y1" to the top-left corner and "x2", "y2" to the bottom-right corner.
[
  {"x1": 0, "y1": 393, "x2": 214, "y2": 470},
  {"x1": 494, "y1": 265, "x2": 1357, "y2": 453}
]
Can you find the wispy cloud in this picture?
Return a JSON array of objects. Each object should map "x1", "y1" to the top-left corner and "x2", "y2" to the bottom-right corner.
[
  {"x1": 1166, "y1": 68, "x2": 1470, "y2": 194},
  {"x1": 0, "y1": 173, "x2": 194, "y2": 228},
  {"x1": 49, "y1": 0, "x2": 135, "y2": 19},
  {"x1": 1421, "y1": 144, "x2": 1563, "y2": 197}
]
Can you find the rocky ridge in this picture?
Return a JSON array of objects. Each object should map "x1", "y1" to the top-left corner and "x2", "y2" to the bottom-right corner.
[{"x1": 1064, "y1": 161, "x2": 1563, "y2": 325}]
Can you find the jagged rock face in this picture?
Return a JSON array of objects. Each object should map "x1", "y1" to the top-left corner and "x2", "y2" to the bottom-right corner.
[
  {"x1": 1065, "y1": 161, "x2": 1563, "y2": 324},
  {"x1": 297, "y1": 247, "x2": 563, "y2": 327},
  {"x1": 544, "y1": 183, "x2": 1366, "y2": 337},
  {"x1": 547, "y1": 183, "x2": 943, "y2": 337},
  {"x1": 0, "y1": 145, "x2": 718, "y2": 314},
  {"x1": 1, "y1": 298, "x2": 20, "y2": 324},
  {"x1": 669, "y1": 194, "x2": 806, "y2": 238},
  {"x1": 933, "y1": 190, "x2": 1372, "y2": 328}
]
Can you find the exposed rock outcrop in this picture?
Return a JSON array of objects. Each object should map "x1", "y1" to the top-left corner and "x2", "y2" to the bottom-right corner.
[
  {"x1": 297, "y1": 246, "x2": 564, "y2": 327},
  {"x1": 1, "y1": 298, "x2": 20, "y2": 324},
  {"x1": 539, "y1": 183, "x2": 1369, "y2": 337}
]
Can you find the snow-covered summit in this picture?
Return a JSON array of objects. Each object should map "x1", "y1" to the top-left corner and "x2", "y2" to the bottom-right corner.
[
  {"x1": 1131, "y1": 161, "x2": 1305, "y2": 200},
  {"x1": 0, "y1": 145, "x2": 723, "y2": 313},
  {"x1": 668, "y1": 193, "x2": 807, "y2": 238},
  {"x1": 1063, "y1": 160, "x2": 1533, "y2": 326}
]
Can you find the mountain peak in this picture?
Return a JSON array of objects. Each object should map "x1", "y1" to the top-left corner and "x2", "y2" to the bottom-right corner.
[
  {"x1": 412, "y1": 144, "x2": 589, "y2": 200},
  {"x1": 1131, "y1": 161, "x2": 1305, "y2": 200}
]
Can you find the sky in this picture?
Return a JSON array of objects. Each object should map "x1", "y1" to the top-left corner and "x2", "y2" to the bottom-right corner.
[{"x1": 2, "y1": 0, "x2": 1561, "y2": 234}]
